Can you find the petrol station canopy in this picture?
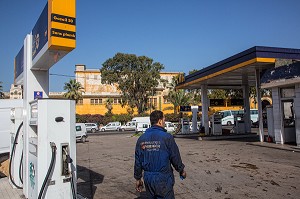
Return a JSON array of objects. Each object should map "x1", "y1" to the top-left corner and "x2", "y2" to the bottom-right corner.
[{"x1": 176, "y1": 46, "x2": 300, "y2": 90}]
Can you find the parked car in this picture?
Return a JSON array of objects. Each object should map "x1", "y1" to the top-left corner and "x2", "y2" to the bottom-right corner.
[
  {"x1": 119, "y1": 121, "x2": 136, "y2": 131},
  {"x1": 85, "y1": 123, "x2": 99, "y2": 133},
  {"x1": 100, "y1": 122, "x2": 121, "y2": 131},
  {"x1": 76, "y1": 123, "x2": 88, "y2": 143}
]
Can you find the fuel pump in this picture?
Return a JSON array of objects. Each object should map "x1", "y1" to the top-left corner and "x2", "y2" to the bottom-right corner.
[
  {"x1": 28, "y1": 99, "x2": 76, "y2": 199},
  {"x1": 233, "y1": 114, "x2": 245, "y2": 134},
  {"x1": 181, "y1": 118, "x2": 190, "y2": 134},
  {"x1": 212, "y1": 112, "x2": 222, "y2": 135},
  {"x1": 11, "y1": 1, "x2": 77, "y2": 198}
]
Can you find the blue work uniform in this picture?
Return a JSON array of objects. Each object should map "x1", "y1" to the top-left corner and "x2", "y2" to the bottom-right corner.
[{"x1": 134, "y1": 125, "x2": 185, "y2": 199}]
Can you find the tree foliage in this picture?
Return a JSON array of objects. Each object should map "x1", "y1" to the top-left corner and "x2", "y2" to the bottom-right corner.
[
  {"x1": 166, "y1": 75, "x2": 192, "y2": 114},
  {"x1": 105, "y1": 98, "x2": 113, "y2": 116},
  {"x1": 100, "y1": 53, "x2": 164, "y2": 114},
  {"x1": 208, "y1": 89, "x2": 243, "y2": 99},
  {"x1": 188, "y1": 69, "x2": 198, "y2": 75},
  {"x1": 187, "y1": 70, "x2": 201, "y2": 105},
  {"x1": 63, "y1": 79, "x2": 84, "y2": 103},
  {"x1": 0, "y1": 81, "x2": 4, "y2": 99},
  {"x1": 168, "y1": 89, "x2": 191, "y2": 114}
]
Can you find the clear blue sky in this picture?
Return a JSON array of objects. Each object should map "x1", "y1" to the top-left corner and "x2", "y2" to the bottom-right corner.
[{"x1": 1, "y1": 0, "x2": 300, "y2": 92}]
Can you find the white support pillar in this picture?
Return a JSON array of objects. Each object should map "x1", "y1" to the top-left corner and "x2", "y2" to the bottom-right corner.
[
  {"x1": 255, "y1": 69, "x2": 264, "y2": 142},
  {"x1": 242, "y1": 74, "x2": 251, "y2": 133},
  {"x1": 201, "y1": 84, "x2": 209, "y2": 135},
  {"x1": 295, "y1": 84, "x2": 300, "y2": 146},
  {"x1": 23, "y1": 34, "x2": 49, "y2": 197},
  {"x1": 272, "y1": 87, "x2": 283, "y2": 144},
  {"x1": 191, "y1": 106, "x2": 198, "y2": 133}
]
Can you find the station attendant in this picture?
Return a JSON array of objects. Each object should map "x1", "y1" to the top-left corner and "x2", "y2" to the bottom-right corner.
[{"x1": 134, "y1": 110, "x2": 186, "y2": 198}]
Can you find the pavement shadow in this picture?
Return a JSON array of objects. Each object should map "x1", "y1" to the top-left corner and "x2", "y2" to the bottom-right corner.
[
  {"x1": 134, "y1": 191, "x2": 149, "y2": 199},
  {"x1": 77, "y1": 164, "x2": 104, "y2": 199}
]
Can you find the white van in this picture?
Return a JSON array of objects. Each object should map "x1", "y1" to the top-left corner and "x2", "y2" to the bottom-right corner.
[
  {"x1": 131, "y1": 117, "x2": 150, "y2": 132},
  {"x1": 165, "y1": 122, "x2": 175, "y2": 133},
  {"x1": 136, "y1": 122, "x2": 151, "y2": 133},
  {"x1": 217, "y1": 109, "x2": 258, "y2": 126},
  {"x1": 76, "y1": 123, "x2": 88, "y2": 143},
  {"x1": 131, "y1": 117, "x2": 150, "y2": 125}
]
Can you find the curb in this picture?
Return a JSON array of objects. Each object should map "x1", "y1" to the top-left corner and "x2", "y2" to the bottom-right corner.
[{"x1": 246, "y1": 142, "x2": 300, "y2": 153}]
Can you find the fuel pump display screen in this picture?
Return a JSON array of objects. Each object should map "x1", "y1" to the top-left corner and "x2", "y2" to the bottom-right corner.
[
  {"x1": 30, "y1": 102, "x2": 38, "y2": 125},
  {"x1": 31, "y1": 104, "x2": 38, "y2": 118}
]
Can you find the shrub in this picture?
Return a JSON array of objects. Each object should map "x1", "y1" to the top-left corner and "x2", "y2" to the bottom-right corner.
[
  {"x1": 76, "y1": 113, "x2": 133, "y2": 126},
  {"x1": 165, "y1": 113, "x2": 181, "y2": 122}
]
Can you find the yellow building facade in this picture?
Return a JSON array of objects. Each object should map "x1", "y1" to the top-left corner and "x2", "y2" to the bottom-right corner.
[
  {"x1": 74, "y1": 65, "x2": 180, "y2": 115},
  {"x1": 69, "y1": 65, "x2": 272, "y2": 116}
]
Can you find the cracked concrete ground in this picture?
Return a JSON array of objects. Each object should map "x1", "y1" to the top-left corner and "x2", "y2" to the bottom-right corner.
[{"x1": 76, "y1": 134, "x2": 300, "y2": 199}]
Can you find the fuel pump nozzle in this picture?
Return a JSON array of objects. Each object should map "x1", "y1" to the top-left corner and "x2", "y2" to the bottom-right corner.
[
  {"x1": 62, "y1": 146, "x2": 76, "y2": 199},
  {"x1": 38, "y1": 142, "x2": 57, "y2": 199}
]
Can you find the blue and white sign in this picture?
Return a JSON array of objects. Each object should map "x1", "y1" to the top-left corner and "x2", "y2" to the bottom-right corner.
[
  {"x1": 34, "y1": 91, "x2": 43, "y2": 99},
  {"x1": 14, "y1": 46, "x2": 24, "y2": 84},
  {"x1": 32, "y1": 3, "x2": 48, "y2": 60}
]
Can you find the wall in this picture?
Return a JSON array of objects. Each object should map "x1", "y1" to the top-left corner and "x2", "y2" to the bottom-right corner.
[{"x1": 74, "y1": 65, "x2": 180, "y2": 115}]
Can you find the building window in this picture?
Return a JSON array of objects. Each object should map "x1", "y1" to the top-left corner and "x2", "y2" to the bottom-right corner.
[
  {"x1": 113, "y1": 98, "x2": 122, "y2": 104},
  {"x1": 90, "y1": 98, "x2": 102, "y2": 105},
  {"x1": 77, "y1": 99, "x2": 83, "y2": 105},
  {"x1": 148, "y1": 98, "x2": 157, "y2": 108}
]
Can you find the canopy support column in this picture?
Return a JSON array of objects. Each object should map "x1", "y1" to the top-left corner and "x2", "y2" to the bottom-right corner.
[
  {"x1": 255, "y1": 69, "x2": 264, "y2": 142},
  {"x1": 201, "y1": 84, "x2": 209, "y2": 135},
  {"x1": 242, "y1": 74, "x2": 251, "y2": 133}
]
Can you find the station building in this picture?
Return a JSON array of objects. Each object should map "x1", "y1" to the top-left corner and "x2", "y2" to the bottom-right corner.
[{"x1": 176, "y1": 46, "x2": 300, "y2": 146}]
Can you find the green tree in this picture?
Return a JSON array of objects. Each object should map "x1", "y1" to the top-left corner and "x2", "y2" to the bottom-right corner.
[
  {"x1": 225, "y1": 89, "x2": 243, "y2": 99},
  {"x1": 100, "y1": 53, "x2": 164, "y2": 114},
  {"x1": 63, "y1": 79, "x2": 84, "y2": 103},
  {"x1": 249, "y1": 87, "x2": 271, "y2": 108},
  {"x1": 105, "y1": 98, "x2": 113, "y2": 116},
  {"x1": 166, "y1": 75, "x2": 191, "y2": 114},
  {"x1": 188, "y1": 69, "x2": 198, "y2": 75},
  {"x1": 0, "y1": 81, "x2": 4, "y2": 98},
  {"x1": 208, "y1": 89, "x2": 226, "y2": 99},
  {"x1": 167, "y1": 89, "x2": 191, "y2": 114},
  {"x1": 187, "y1": 69, "x2": 201, "y2": 105}
]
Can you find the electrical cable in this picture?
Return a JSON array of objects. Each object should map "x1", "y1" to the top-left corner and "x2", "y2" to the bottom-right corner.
[
  {"x1": 38, "y1": 142, "x2": 57, "y2": 199},
  {"x1": 9, "y1": 122, "x2": 23, "y2": 189},
  {"x1": 19, "y1": 151, "x2": 23, "y2": 184}
]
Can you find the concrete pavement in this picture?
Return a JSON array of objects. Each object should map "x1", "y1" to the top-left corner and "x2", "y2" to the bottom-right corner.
[
  {"x1": 1, "y1": 133, "x2": 299, "y2": 199},
  {"x1": 76, "y1": 134, "x2": 300, "y2": 199}
]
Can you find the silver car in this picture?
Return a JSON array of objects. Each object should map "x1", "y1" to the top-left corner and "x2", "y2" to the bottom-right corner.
[
  {"x1": 85, "y1": 123, "x2": 99, "y2": 133},
  {"x1": 100, "y1": 122, "x2": 121, "y2": 131}
]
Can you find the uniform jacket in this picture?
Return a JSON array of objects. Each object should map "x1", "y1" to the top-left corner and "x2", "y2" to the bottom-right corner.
[{"x1": 134, "y1": 125, "x2": 185, "y2": 180}]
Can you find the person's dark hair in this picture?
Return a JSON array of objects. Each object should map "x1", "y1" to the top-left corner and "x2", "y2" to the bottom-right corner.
[{"x1": 150, "y1": 110, "x2": 164, "y2": 126}]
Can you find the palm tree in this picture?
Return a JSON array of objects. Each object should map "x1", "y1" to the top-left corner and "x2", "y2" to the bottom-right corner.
[
  {"x1": 166, "y1": 75, "x2": 191, "y2": 114},
  {"x1": 0, "y1": 81, "x2": 4, "y2": 99},
  {"x1": 167, "y1": 89, "x2": 191, "y2": 114},
  {"x1": 63, "y1": 79, "x2": 84, "y2": 103}
]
